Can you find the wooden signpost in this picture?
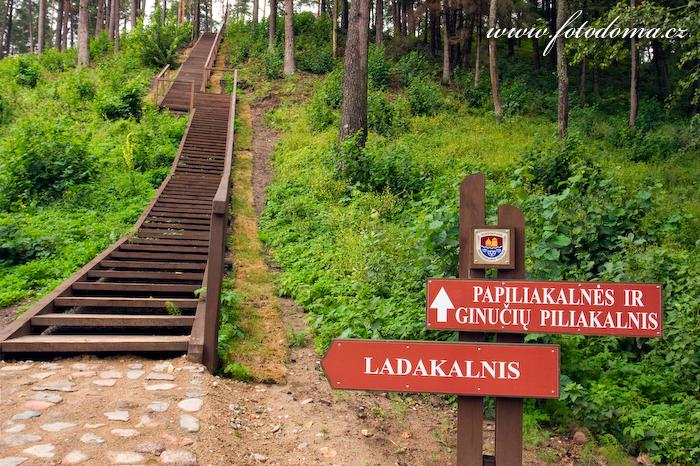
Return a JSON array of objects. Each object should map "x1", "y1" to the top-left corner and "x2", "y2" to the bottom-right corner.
[{"x1": 321, "y1": 173, "x2": 664, "y2": 465}]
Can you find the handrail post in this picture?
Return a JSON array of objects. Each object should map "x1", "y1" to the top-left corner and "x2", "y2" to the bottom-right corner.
[
  {"x1": 190, "y1": 81, "x2": 194, "y2": 111},
  {"x1": 202, "y1": 210, "x2": 226, "y2": 373}
]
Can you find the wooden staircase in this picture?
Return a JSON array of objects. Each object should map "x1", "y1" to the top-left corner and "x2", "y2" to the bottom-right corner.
[{"x1": 0, "y1": 31, "x2": 236, "y2": 371}]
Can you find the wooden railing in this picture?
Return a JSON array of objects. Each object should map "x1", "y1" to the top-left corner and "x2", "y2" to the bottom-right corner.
[
  {"x1": 189, "y1": 70, "x2": 238, "y2": 372},
  {"x1": 200, "y1": 27, "x2": 226, "y2": 92}
]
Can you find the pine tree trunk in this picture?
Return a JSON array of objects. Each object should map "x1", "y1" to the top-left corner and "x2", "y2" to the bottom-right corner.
[
  {"x1": 460, "y1": 13, "x2": 471, "y2": 64},
  {"x1": 579, "y1": 58, "x2": 586, "y2": 105},
  {"x1": 473, "y1": 8, "x2": 480, "y2": 86},
  {"x1": 488, "y1": 0, "x2": 501, "y2": 119},
  {"x1": 28, "y1": 0, "x2": 34, "y2": 52},
  {"x1": 130, "y1": 0, "x2": 137, "y2": 29},
  {"x1": 55, "y1": 0, "x2": 63, "y2": 47},
  {"x1": 77, "y1": 0, "x2": 89, "y2": 66},
  {"x1": 629, "y1": 0, "x2": 638, "y2": 127},
  {"x1": 283, "y1": 0, "x2": 295, "y2": 75},
  {"x1": 391, "y1": 0, "x2": 398, "y2": 37},
  {"x1": 652, "y1": 41, "x2": 669, "y2": 98},
  {"x1": 112, "y1": 0, "x2": 120, "y2": 52},
  {"x1": 253, "y1": 0, "x2": 258, "y2": 27},
  {"x1": 61, "y1": 0, "x2": 69, "y2": 50},
  {"x1": 441, "y1": 0, "x2": 449, "y2": 84},
  {"x1": 331, "y1": 0, "x2": 337, "y2": 56},
  {"x1": 375, "y1": 0, "x2": 382, "y2": 46},
  {"x1": 38, "y1": 0, "x2": 45, "y2": 51},
  {"x1": 2, "y1": 0, "x2": 14, "y2": 56},
  {"x1": 556, "y1": 0, "x2": 568, "y2": 139},
  {"x1": 339, "y1": 0, "x2": 370, "y2": 146},
  {"x1": 96, "y1": 0, "x2": 104, "y2": 34},
  {"x1": 268, "y1": 0, "x2": 276, "y2": 49},
  {"x1": 341, "y1": 0, "x2": 347, "y2": 31}
]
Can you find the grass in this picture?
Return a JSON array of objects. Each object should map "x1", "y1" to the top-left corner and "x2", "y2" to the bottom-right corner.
[{"x1": 218, "y1": 101, "x2": 287, "y2": 383}]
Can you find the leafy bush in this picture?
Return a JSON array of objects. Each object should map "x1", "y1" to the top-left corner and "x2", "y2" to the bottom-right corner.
[
  {"x1": 367, "y1": 90, "x2": 393, "y2": 135},
  {"x1": 406, "y1": 78, "x2": 441, "y2": 116},
  {"x1": 15, "y1": 56, "x2": 41, "y2": 88},
  {"x1": 263, "y1": 49, "x2": 283, "y2": 80},
  {"x1": 0, "y1": 118, "x2": 93, "y2": 207},
  {"x1": 321, "y1": 67, "x2": 344, "y2": 109},
  {"x1": 129, "y1": 6, "x2": 191, "y2": 68},
  {"x1": 39, "y1": 48, "x2": 74, "y2": 72},
  {"x1": 297, "y1": 45, "x2": 334, "y2": 74},
  {"x1": 65, "y1": 71, "x2": 97, "y2": 102},
  {"x1": 89, "y1": 31, "x2": 113, "y2": 59},
  {"x1": 308, "y1": 92, "x2": 336, "y2": 131},
  {"x1": 394, "y1": 51, "x2": 431, "y2": 87},
  {"x1": 500, "y1": 78, "x2": 529, "y2": 117},
  {"x1": 0, "y1": 94, "x2": 11, "y2": 125},
  {"x1": 96, "y1": 82, "x2": 146, "y2": 120},
  {"x1": 458, "y1": 70, "x2": 491, "y2": 108},
  {"x1": 518, "y1": 134, "x2": 583, "y2": 194},
  {"x1": 368, "y1": 45, "x2": 391, "y2": 90}
]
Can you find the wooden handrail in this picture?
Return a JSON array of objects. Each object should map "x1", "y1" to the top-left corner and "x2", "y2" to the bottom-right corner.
[
  {"x1": 200, "y1": 27, "x2": 226, "y2": 92},
  {"x1": 199, "y1": 70, "x2": 237, "y2": 372}
]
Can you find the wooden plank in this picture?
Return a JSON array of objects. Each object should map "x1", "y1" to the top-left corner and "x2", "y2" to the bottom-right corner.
[
  {"x1": 128, "y1": 238, "x2": 209, "y2": 247},
  {"x1": 99, "y1": 260, "x2": 206, "y2": 270},
  {"x1": 88, "y1": 270, "x2": 204, "y2": 280},
  {"x1": 72, "y1": 282, "x2": 200, "y2": 293},
  {"x1": 54, "y1": 297, "x2": 198, "y2": 309},
  {"x1": 32, "y1": 314, "x2": 195, "y2": 327},
  {"x1": 110, "y1": 251, "x2": 208, "y2": 261},
  {"x1": 141, "y1": 222, "x2": 210, "y2": 231},
  {"x1": 2, "y1": 335, "x2": 190, "y2": 352},
  {"x1": 457, "y1": 173, "x2": 487, "y2": 466},
  {"x1": 120, "y1": 243, "x2": 209, "y2": 253}
]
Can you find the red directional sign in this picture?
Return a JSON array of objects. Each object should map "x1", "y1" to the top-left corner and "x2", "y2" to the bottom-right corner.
[
  {"x1": 322, "y1": 339, "x2": 560, "y2": 398},
  {"x1": 426, "y1": 279, "x2": 663, "y2": 337}
]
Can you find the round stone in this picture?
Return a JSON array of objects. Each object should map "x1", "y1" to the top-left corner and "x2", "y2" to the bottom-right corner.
[
  {"x1": 24, "y1": 401, "x2": 53, "y2": 411},
  {"x1": 62, "y1": 450, "x2": 90, "y2": 465},
  {"x1": 111, "y1": 428, "x2": 140, "y2": 438},
  {"x1": 160, "y1": 449, "x2": 197, "y2": 466},
  {"x1": 134, "y1": 441, "x2": 165, "y2": 455},
  {"x1": 0, "y1": 457, "x2": 28, "y2": 466},
  {"x1": 99, "y1": 371, "x2": 122, "y2": 379},
  {"x1": 177, "y1": 399, "x2": 203, "y2": 413},
  {"x1": 106, "y1": 452, "x2": 145, "y2": 465},
  {"x1": 93, "y1": 379, "x2": 117, "y2": 387},
  {"x1": 145, "y1": 383, "x2": 176, "y2": 391},
  {"x1": 27, "y1": 393, "x2": 62, "y2": 404},
  {"x1": 22, "y1": 444, "x2": 55, "y2": 459},
  {"x1": 147, "y1": 401, "x2": 170, "y2": 412},
  {"x1": 11, "y1": 411, "x2": 40, "y2": 421},
  {"x1": 179, "y1": 415, "x2": 199, "y2": 433},
  {"x1": 40, "y1": 422, "x2": 76, "y2": 432},
  {"x1": 3, "y1": 424, "x2": 26, "y2": 433},
  {"x1": 104, "y1": 411, "x2": 129, "y2": 421},
  {"x1": 1, "y1": 435, "x2": 42, "y2": 447},
  {"x1": 126, "y1": 370, "x2": 145, "y2": 380},
  {"x1": 80, "y1": 433, "x2": 105, "y2": 444}
]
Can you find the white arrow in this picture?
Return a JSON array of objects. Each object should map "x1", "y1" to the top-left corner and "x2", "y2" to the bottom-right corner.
[{"x1": 430, "y1": 287, "x2": 454, "y2": 323}]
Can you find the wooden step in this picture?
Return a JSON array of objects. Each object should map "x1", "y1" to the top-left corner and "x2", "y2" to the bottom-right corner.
[
  {"x1": 1, "y1": 335, "x2": 190, "y2": 352},
  {"x1": 109, "y1": 251, "x2": 208, "y2": 261},
  {"x1": 87, "y1": 270, "x2": 204, "y2": 280},
  {"x1": 99, "y1": 260, "x2": 206, "y2": 271},
  {"x1": 32, "y1": 314, "x2": 195, "y2": 327},
  {"x1": 72, "y1": 282, "x2": 200, "y2": 293},
  {"x1": 54, "y1": 297, "x2": 199, "y2": 309}
]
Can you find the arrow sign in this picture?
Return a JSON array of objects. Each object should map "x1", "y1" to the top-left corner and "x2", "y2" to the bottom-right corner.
[
  {"x1": 426, "y1": 279, "x2": 663, "y2": 337},
  {"x1": 322, "y1": 339, "x2": 560, "y2": 398},
  {"x1": 430, "y1": 287, "x2": 454, "y2": 322}
]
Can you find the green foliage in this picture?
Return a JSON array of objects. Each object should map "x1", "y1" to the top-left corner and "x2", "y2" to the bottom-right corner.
[
  {"x1": 217, "y1": 288, "x2": 245, "y2": 358},
  {"x1": 263, "y1": 49, "x2": 283, "y2": 80},
  {"x1": 15, "y1": 56, "x2": 40, "y2": 88},
  {"x1": 96, "y1": 82, "x2": 146, "y2": 121},
  {"x1": 0, "y1": 118, "x2": 93, "y2": 208},
  {"x1": 297, "y1": 45, "x2": 334, "y2": 74},
  {"x1": 367, "y1": 90, "x2": 393, "y2": 135},
  {"x1": 39, "y1": 48, "x2": 75, "y2": 72},
  {"x1": 394, "y1": 51, "x2": 431, "y2": 87},
  {"x1": 89, "y1": 31, "x2": 113, "y2": 59},
  {"x1": 406, "y1": 79, "x2": 441, "y2": 116},
  {"x1": 129, "y1": 6, "x2": 191, "y2": 68},
  {"x1": 0, "y1": 94, "x2": 11, "y2": 125},
  {"x1": 368, "y1": 45, "x2": 391, "y2": 90}
]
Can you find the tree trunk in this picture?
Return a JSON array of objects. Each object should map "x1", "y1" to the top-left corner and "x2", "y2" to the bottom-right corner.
[
  {"x1": 629, "y1": 0, "x2": 638, "y2": 127},
  {"x1": 579, "y1": 58, "x2": 586, "y2": 105},
  {"x1": 55, "y1": 0, "x2": 63, "y2": 47},
  {"x1": 339, "y1": 0, "x2": 370, "y2": 146},
  {"x1": 112, "y1": 0, "x2": 119, "y2": 52},
  {"x1": 341, "y1": 0, "x2": 347, "y2": 31},
  {"x1": 391, "y1": 0, "x2": 398, "y2": 37},
  {"x1": 28, "y1": 0, "x2": 34, "y2": 52},
  {"x1": 652, "y1": 41, "x2": 669, "y2": 98},
  {"x1": 38, "y1": 0, "x2": 45, "y2": 51},
  {"x1": 473, "y1": 8, "x2": 480, "y2": 86},
  {"x1": 77, "y1": 0, "x2": 89, "y2": 66},
  {"x1": 375, "y1": 0, "x2": 382, "y2": 46},
  {"x1": 96, "y1": 0, "x2": 104, "y2": 34},
  {"x1": 593, "y1": 64, "x2": 599, "y2": 96},
  {"x1": 488, "y1": 0, "x2": 501, "y2": 119},
  {"x1": 253, "y1": 0, "x2": 258, "y2": 27},
  {"x1": 283, "y1": 0, "x2": 295, "y2": 75},
  {"x1": 268, "y1": 0, "x2": 276, "y2": 49},
  {"x1": 130, "y1": 0, "x2": 137, "y2": 29},
  {"x1": 441, "y1": 0, "x2": 449, "y2": 84},
  {"x1": 141, "y1": 0, "x2": 146, "y2": 18},
  {"x1": 2, "y1": 0, "x2": 14, "y2": 56},
  {"x1": 193, "y1": 0, "x2": 199, "y2": 37},
  {"x1": 320, "y1": 0, "x2": 325, "y2": 16},
  {"x1": 556, "y1": 0, "x2": 568, "y2": 139},
  {"x1": 61, "y1": 0, "x2": 69, "y2": 50},
  {"x1": 332, "y1": 0, "x2": 337, "y2": 56}
]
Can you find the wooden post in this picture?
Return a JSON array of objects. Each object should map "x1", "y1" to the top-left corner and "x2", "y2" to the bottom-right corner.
[
  {"x1": 457, "y1": 173, "x2": 485, "y2": 466},
  {"x1": 189, "y1": 80, "x2": 195, "y2": 111},
  {"x1": 494, "y1": 204, "x2": 526, "y2": 465}
]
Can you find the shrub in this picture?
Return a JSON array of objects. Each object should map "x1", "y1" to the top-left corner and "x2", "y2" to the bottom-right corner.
[
  {"x1": 263, "y1": 49, "x2": 283, "y2": 80},
  {"x1": 500, "y1": 78, "x2": 529, "y2": 117},
  {"x1": 15, "y1": 56, "x2": 41, "y2": 88},
  {"x1": 406, "y1": 78, "x2": 441, "y2": 116},
  {"x1": 321, "y1": 67, "x2": 344, "y2": 109},
  {"x1": 367, "y1": 90, "x2": 393, "y2": 135},
  {"x1": 96, "y1": 82, "x2": 146, "y2": 120},
  {"x1": 518, "y1": 133, "x2": 585, "y2": 194},
  {"x1": 308, "y1": 92, "x2": 336, "y2": 131},
  {"x1": 129, "y1": 6, "x2": 191, "y2": 68},
  {"x1": 0, "y1": 118, "x2": 93, "y2": 207},
  {"x1": 0, "y1": 94, "x2": 11, "y2": 125},
  {"x1": 368, "y1": 45, "x2": 391, "y2": 90},
  {"x1": 297, "y1": 45, "x2": 334, "y2": 74},
  {"x1": 89, "y1": 31, "x2": 113, "y2": 59},
  {"x1": 459, "y1": 71, "x2": 490, "y2": 108},
  {"x1": 39, "y1": 48, "x2": 74, "y2": 72},
  {"x1": 394, "y1": 51, "x2": 431, "y2": 87},
  {"x1": 65, "y1": 71, "x2": 97, "y2": 102}
]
